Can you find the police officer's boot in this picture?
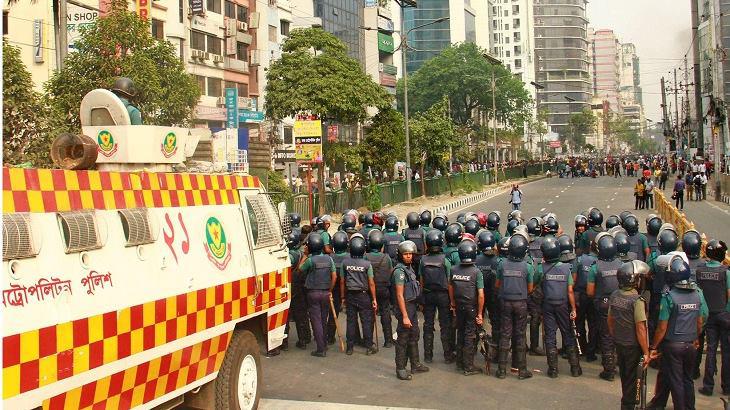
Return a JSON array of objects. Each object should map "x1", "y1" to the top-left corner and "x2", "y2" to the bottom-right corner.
[
  {"x1": 395, "y1": 343, "x2": 412, "y2": 381},
  {"x1": 423, "y1": 333, "x2": 434, "y2": 363},
  {"x1": 462, "y1": 348, "x2": 483, "y2": 376},
  {"x1": 599, "y1": 353, "x2": 615, "y2": 381},
  {"x1": 516, "y1": 347, "x2": 533, "y2": 380},
  {"x1": 383, "y1": 323, "x2": 394, "y2": 348},
  {"x1": 567, "y1": 346, "x2": 582, "y2": 377},
  {"x1": 408, "y1": 342, "x2": 430, "y2": 373},
  {"x1": 496, "y1": 348, "x2": 509, "y2": 379},
  {"x1": 547, "y1": 348, "x2": 559, "y2": 378},
  {"x1": 529, "y1": 319, "x2": 545, "y2": 356},
  {"x1": 455, "y1": 348, "x2": 464, "y2": 370},
  {"x1": 441, "y1": 333, "x2": 455, "y2": 364}
]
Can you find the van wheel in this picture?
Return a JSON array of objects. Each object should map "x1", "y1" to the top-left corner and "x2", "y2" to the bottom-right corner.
[{"x1": 215, "y1": 330, "x2": 261, "y2": 410}]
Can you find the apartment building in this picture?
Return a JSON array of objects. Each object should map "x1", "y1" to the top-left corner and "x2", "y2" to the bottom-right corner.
[{"x1": 588, "y1": 28, "x2": 621, "y2": 113}]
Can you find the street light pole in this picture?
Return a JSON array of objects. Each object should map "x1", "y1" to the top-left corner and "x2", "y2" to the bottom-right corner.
[
  {"x1": 531, "y1": 81, "x2": 546, "y2": 174},
  {"x1": 492, "y1": 71, "x2": 498, "y2": 184}
]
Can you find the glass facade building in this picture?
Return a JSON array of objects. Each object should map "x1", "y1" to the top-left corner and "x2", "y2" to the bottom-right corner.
[
  {"x1": 403, "y1": 0, "x2": 451, "y2": 73},
  {"x1": 314, "y1": 0, "x2": 364, "y2": 62}
]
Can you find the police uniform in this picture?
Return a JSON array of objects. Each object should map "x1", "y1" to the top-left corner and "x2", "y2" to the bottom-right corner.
[
  {"x1": 288, "y1": 246, "x2": 311, "y2": 348},
  {"x1": 317, "y1": 229, "x2": 332, "y2": 251},
  {"x1": 384, "y1": 231, "x2": 405, "y2": 262},
  {"x1": 419, "y1": 252, "x2": 454, "y2": 363},
  {"x1": 496, "y1": 258, "x2": 535, "y2": 378},
  {"x1": 476, "y1": 252, "x2": 500, "y2": 343},
  {"x1": 360, "y1": 224, "x2": 378, "y2": 239},
  {"x1": 366, "y1": 250, "x2": 395, "y2": 347},
  {"x1": 302, "y1": 254, "x2": 336, "y2": 355},
  {"x1": 340, "y1": 256, "x2": 376, "y2": 351},
  {"x1": 696, "y1": 260, "x2": 730, "y2": 395},
  {"x1": 579, "y1": 226, "x2": 605, "y2": 255},
  {"x1": 646, "y1": 233, "x2": 659, "y2": 256},
  {"x1": 488, "y1": 228, "x2": 502, "y2": 243},
  {"x1": 647, "y1": 250, "x2": 668, "y2": 346},
  {"x1": 403, "y1": 227, "x2": 426, "y2": 267},
  {"x1": 609, "y1": 288, "x2": 648, "y2": 409},
  {"x1": 627, "y1": 232, "x2": 649, "y2": 262},
  {"x1": 588, "y1": 257, "x2": 623, "y2": 378},
  {"x1": 539, "y1": 260, "x2": 579, "y2": 376},
  {"x1": 450, "y1": 262, "x2": 485, "y2": 373},
  {"x1": 444, "y1": 244, "x2": 461, "y2": 266},
  {"x1": 528, "y1": 237, "x2": 545, "y2": 356},
  {"x1": 392, "y1": 261, "x2": 426, "y2": 377}
]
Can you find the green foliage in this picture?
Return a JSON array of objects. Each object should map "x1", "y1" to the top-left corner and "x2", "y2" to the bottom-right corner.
[
  {"x1": 45, "y1": 3, "x2": 200, "y2": 130},
  {"x1": 363, "y1": 182, "x2": 382, "y2": 211},
  {"x1": 566, "y1": 108, "x2": 596, "y2": 150},
  {"x1": 265, "y1": 28, "x2": 392, "y2": 123},
  {"x1": 409, "y1": 99, "x2": 457, "y2": 171},
  {"x1": 398, "y1": 43, "x2": 531, "y2": 128},
  {"x1": 265, "y1": 169, "x2": 293, "y2": 205},
  {"x1": 3, "y1": 40, "x2": 53, "y2": 167},
  {"x1": 362, "y1": 108, "x2": 405, "y2": 175},
  {"x1": 325, "y1": 141, "x2": 362, "y2": 174}
]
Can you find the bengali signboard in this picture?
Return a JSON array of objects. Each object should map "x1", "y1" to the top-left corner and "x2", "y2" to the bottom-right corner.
[
  {"x1": 190, "y1": 0, "x2": 204, "y2": 15},
  {"x1": 136, "y1": 0, "x2": 150, "y2": 20},
  {"x1": 225, "y1": 88, "x2": 238, "y2": 128},
  {"x1": 274, "y1": 149, "x2": 296, "y2": 163},
  {"x1": 549, "y1": 140, "x2": 561, "y2": 148},
  {"x1": 293, "y1": 120, "x2": 322, "y2": 138},
  {"x1": 295, "y1": 136, "x2": 322, "y2": 162},
  {"x1": 377, "y1": 32, "x2": 395, "y2": 54}
]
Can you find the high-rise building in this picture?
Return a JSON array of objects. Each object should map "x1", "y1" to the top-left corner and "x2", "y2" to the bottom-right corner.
[
  {"x1": 588, "y1": 29, "x2": 621, "y2": 113},
  {"x1": 533, "y1": 0, "x2": 591, "y2": 136},
  {"x1": 363, "y1": 5, "x2": 397, "y2": 99},
  {"x1": 620, "y1": 43, "x2": 642, "y2": 106},
  {"x1": 292, "y1": 0, "x2": 364, "y2": 63}
]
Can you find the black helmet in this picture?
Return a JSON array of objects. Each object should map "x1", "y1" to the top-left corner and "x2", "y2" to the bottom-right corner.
[
  {"x1": 341, "y1": 214, "x2": 356, "y2": 232},
  {"x1": 540, "y1": 236, "x2": 561, "y2": 263},
  {"x1": 464, "y1": 219, "x2": 480, "y2": 236},
  {"x1": 507, "y1": 233, "x2": 529, "y2": 261},
  {"x1": 646, "y1": 214, "x2": 663, "y2": 236},
  {"x1": 349, "y1": 234, "x2": 367, "y2": 257},
  {"x1": 587, "y1": 207, "x2": 604, "y2": 227},
  {"x1": 526, "y1": 217, "x2": 542, "y2": 237},
  {"x1": 621, "y1": 215, "x2": 639, "y2": 235},
  {"x1": 457, "y1": 239, "x2": 478, "y2": 264},
  {"x1": 358, "y1": 213, "x2": 366, "y2": 226},
  {"x1": 287, "y1": 232, "x2": 300, "y2": 249},
  {"x1": 317, "y1": 215, "x2": 332, "y2": 231},
  {"x1": 614, "y1": 231, "x2": 631, "y2": 256},
  {"x1": 420, "y1": 210, "x2": 432, "y2": 227},
  {"x1": 384, "y1": 216, "x2": 399, "y2": 232},
  {"x1": 658, "y1": 228, "x2": 679, "y2": 254},
  {"x1": 111, "y1": 77, "x2": 137, "y2": 98},
  {"x1": 506, "y1": 219, "x2": 520, "y2": 236},
  {"x1": 477, "y1": 230, "x2": 496, "y2": 254},
  {"x1": 574, "y1": 214, "x2": 588, "y2": 230},
  {"x1": 543, "y1": 217, "x2": 559, "y2": 235},
  {"x1": 445, "y1": 223, "x2": 463, "y2": 245},
  {"x1": 706, "y1": 239, "x2": 728, "y2": 262},
  {"x1": 289, "y1": 213, "x2": 302, "y2": 227},
  {"x1": 498, "y1": 237, "x2": 509, "y2": 257},
  {"x1": 619, "y1": 210, "x2": 633, "y2": 222},
  {"x1": 605, "y1": 215, "x2": 621, "y2": 230},
  {"x1": 406, "y1": 212, "x2": 420, "y2": 229},
  {"x1": 373, "y1": 212, "x2": 384, "y2": 227},
  {"x1": 432, "y1": 215, "x2": 447, "y2": 231},
  {"x1": 368, "y1": 229, "x2": 385, "y2": 252},
  {"x1": 307, "y1": 233, "x2": 324, "y2": 255},
  {"x1": 557, "y1": 234, "x2": 575, "y2": 262},
  {"x1": 596, "y1": 232, "x2": 617, "y2": 261},
  {"x1": 508, "y1": 210, "x2": 523, "y2": 223},
  {"x1": 666, "y1": 256, "x2": 692, "y2": 289},
  {"x1": 487, "y1": 212, "x2": 501, "y2": 230},
  {"x1": 364, "y1": 212, "x2": 374, "y2": 226},
  {"x1": 310, "y1": 217, "x2": 319, "y2": 227},
  {"x1": 681, "y1": 230, "x2": 702, "y2": 259},
  {"x1": 332, "y1": 231, "x2": 349, "y2": 253},
  {"x1": 425, "y1": 229, "x2": 444, "y2": 251},
  {"x1": 456, "y1": 213, "x2": 467, "y2": 226},
  {"x1": 397, "y1": 240, "x2": 418, "y2": 262},
  {"x1": 617, "y1": 260, "x2": 650, "y2": 289}
]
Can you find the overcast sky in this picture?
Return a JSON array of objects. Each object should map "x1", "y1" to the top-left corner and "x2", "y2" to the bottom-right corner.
[{"x1": 587, "y1": 0, "x2": 692, "y2": 123}]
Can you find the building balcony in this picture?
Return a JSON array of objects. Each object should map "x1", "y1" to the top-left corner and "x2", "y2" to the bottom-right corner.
[{"x1": 224, "y1": 58, "x2": 249, "y2": 73}]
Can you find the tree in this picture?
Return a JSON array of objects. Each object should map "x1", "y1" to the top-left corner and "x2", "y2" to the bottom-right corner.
[
  {"x1": 410, "y1": 99, "x2": 457, "y2": 189},
  {"x1": 264, "y1": 28, "x2": 391, "y2": 123},
  {"x1": 397, "y1": 43, "x2": 531, "y2": 129},
  {"x1": 3, "y1": 40, "x2": 52, "y2": 167},
  {"x1": 45, "y1": 1, "x2": 200, "y2": 130},
  {"x1": 566, "y1": 108, "x2": 596, "y2": 151},
  {"x1": 362, "y1": 108, "x2": 405, "y2": 177},
  {"x1": 324, "y1": 141, "x2": 362, "y2": 175},
  {"x1": 526, "y1": 107, "x2": 549, "y2": 159}
]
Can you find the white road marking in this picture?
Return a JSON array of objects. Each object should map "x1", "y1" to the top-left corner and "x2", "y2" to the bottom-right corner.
[
  {"x1": 555, "y1": 195, "x2": 560, "y2": 198},
  {"x1": 706, "y1": 201, "x2": 730, "y2": 216},
  {"x1": 540, "y1": 207, "x2": 546, "y2": 212},
  {"x1": 607, "y1": 205, "x2": 611, "y2": 209},
  {"x1": 611, "y1": 198, "x2": 615, "y2": 201},
  {"x1": 548, "y1": 201, "x2": 553, "y2": 204}
]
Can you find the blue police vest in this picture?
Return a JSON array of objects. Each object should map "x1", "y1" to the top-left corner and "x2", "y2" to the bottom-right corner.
[
  {"x1": 451, "y1": 265, "x2": 479, "y2": 306},
  {"x1": 305, "y1": 254, "x2": 333, "y2": 290},
  {"x1": 542, "y1": 262, "x2": 572, "y2": 305},
  {"x1": 342, "y1": 257, "x2": 371, "y2": 291},
  {"x1": 595, "y1": 259, "x2": 622, "y2": 298},
  {"x1": 420, "y1": 253, "x2": 448, "y2": 291},
  {"x1": 665, "y1": 289, "x2": 701, "y2": 342},
  {"x1": 500, "y1": 259, "x2": 529, "y2": 301}
]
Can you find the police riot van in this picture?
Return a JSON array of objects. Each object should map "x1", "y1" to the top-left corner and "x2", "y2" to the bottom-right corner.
[{"x1": 2, "y1": 89, "x2": 291, "y2": 409}]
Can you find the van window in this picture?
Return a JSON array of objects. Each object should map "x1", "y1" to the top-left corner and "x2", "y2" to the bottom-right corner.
[{"x1": 244, "y1": 195, "x2": 280, "y2": 248}]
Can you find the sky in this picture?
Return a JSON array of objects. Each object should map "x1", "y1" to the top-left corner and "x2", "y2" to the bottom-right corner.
[{"x1": 587, "y1": 0, "x2": 693, "y2": 123}]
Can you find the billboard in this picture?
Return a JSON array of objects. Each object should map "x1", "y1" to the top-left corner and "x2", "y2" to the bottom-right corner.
[{"x1": 295, "y1": 137, "x2": 322, "y2": 162}]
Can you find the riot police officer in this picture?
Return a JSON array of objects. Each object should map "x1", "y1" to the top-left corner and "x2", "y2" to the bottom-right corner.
[
  {"x1": 360, "y1": 213, "x2": 378, "y2": 238},
  {"x1": 574, "y1": 228, "x2": 599, "y2": 362},
  {"x1": 449, "y1": 239, "x2": 486, "y2": 375},
  {"x1": 476, "y1": 231, "x2": 500, "y2": 344},
  {"x1": 682, "y1": 229, "x2": 704, "y2": 281},
  {"x1": 578, "y1": 207, "x2": 605, "y2": 255},
  {"x1": 284, "y1": 232, "x2": 309, "y2": 350},
  {"x1": 403, "y1": 212, "x2": 426, "y2": 268},
  {"x1": 526, "y1": 217, "x2": 545, "y2": 356},
  {"x1": 444, "y1": 223, "x2": 464, "y2": 266},
  {"x1": 419, "y1": 229, "x2": 454, "y2": 364},
  {"x1": 420, "y1": 210, "x2": 432, "y2": 232},
  {"x1": 289, "y1": 212, "x2": 302, "y2": 239},
  {"x1": 605, "y1": 215, "x2": 622, "y2": 230},
  {"x1": 317, "y1": 215, "x2": 334, "y2": 254},
  {"x1": 645, "y1": 214, "x2": 663, "y2": 256},
  {"x1": 648, "y1": 226, "x2": 679, "y2": 347},
  {"x1": 464, "y1": 219, "x2": 481, "y2": 239},
  {"x1": 608, "y1": 260, "x2": 651, "y2": 410},
  {"x1": 647, "y1": 256, "x2": 708, "y2": 410},
  {"x1": 508, "y1": 209, "x2": 524, "y2": 224},
  {"x1": 392, "y1": 241, "x2": 429, "y2": 380},
  {"x1": 339, "y1": 234, "x2": 378, "y2": 355},
  {"x1": 614, "y1": 231, "x2": 637, "y2": 262},
  {"x1": 432, "y1": 214, "x2": 448, "y2": 232},
  {"x1": 696, "y1": 239, "x2": 730, "y2": 396},
  {"x1": 328, "y1": 231, "x2": 350, "y2": 345},
  {"x1": 574, "y1": 214, "x2": 588, "y2": 253},
  {"x1": 527, "y1": 217, "x2": 544, "y2": 262},
  {"x1": 539, "y1": 236, "x2": 581, "y2": 378},
  {"x1": 340, "y1": 214, "x2": 358, "y2": 237},
  {"x1": 495, "y1": 232, "x2": 535, "y2": 379},
  {"x1": 383, "y1": 216, "x2": 404, "y2": 262},
  {"x1": 365, "y1": 230, "x2": 395, "y2": 348},
  {"x1": 302, "y1": 234, "x2": 337, "y2": 357},
  {"x1": 487, "y1": 211, "x2": 502, "y2": 242},
  {"x1": 587, "y1": 232, "x2": 623, "y2": 380},
  {"x1": 622, "y1": 214, "x2": 650, "y2": 262}
]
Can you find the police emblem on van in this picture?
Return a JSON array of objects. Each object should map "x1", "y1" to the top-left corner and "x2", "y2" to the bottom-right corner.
[
  {"x1": 97, "y1": 130, "x2": 118, "y2": 157},
  {"x1": 161, "y1": 132, "x2": 178, "y2": 158},
  {"x1": 204, "y1": 216, "x2": 232, "y2": 270}
]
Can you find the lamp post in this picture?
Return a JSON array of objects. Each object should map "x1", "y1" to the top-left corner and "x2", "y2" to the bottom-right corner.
[
  {"x1": 531, "y1": 81, "x2": 545, "y2": 174},
  {"x1": 483, "y1": 53, "x2": 502, "y2": 184}
]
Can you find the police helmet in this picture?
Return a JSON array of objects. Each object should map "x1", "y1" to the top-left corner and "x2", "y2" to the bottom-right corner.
[
  {"x1": 477, "y1": 230, "x2": 496, "y2": 254},
  {"x1": 349, "y1": 234, "x2": 367, "y2": 257},
  {"x1": 541, "y1": 212, "x2": 557, "y2": 223},
  {"x1": 658, "y1": 228, "x2": 679, "y2": 254},
  {"x1": 605, "y1": 215, "x2": 621, "y2": 230},
  {"x1": 425, "y1": 229, "x2": 444, "y2": 251},
  {"x1": 445, "y1": 223, "x2": 464, "y2": 245},
  {"x1": 111, "y1": 77, "x2": 137, "y2": 98},
  {"x1": 621, "y1": 215, "x2": 640, "y2": 235},
  {"x1": 307, "y1": 233, "x2": 325, "y2": 255},
  {"x1": 487, "y1": 212, "x2": 501, "y2": 230},
  {"x1": 456, "y1": 213, "x2": 467, "y2": 226},
  {"x1": 557, "y1": 234, "x2": 575, "y2": 262},
  {"x1": 587, "y1": 207, "x2": 604, "y2": 227},
  {"x1": 543, "y1": 217, "x2": 559, "y2": 235},
  {"x1": 384, "y1": 216, "x2": 399, "y2": 232},
  {"x1": 498, "y1": 237, "x2": 509, "y2": 257},
  {"x1": 357, "y1": 213, "x2": 366, "y2": 226},
  {"x1": 526, "y1": 217, "x2": 542, "y2": 237},
  {"x1": 406, "y1": 212, "x2": 420, "y2": 229},
  {"x1": 608, "y1": 225, "x2": 627, "y2": 237},
  {"x1": 287, "y1": 232, "x2": 300, "y2": 249},
  {"x1": 681, "y1": 230, "x2": 702, "y2": 259},
  {"x1": 420, "y1": 210, "x2": 432, "y2": 227},
  {"x1": 342, "y1": 214, "x2": 357, "y2": 232},
  {"x1": 514, "y1": 224, "x2": 529, "y2": 237},
  {"x1": 289, "y1": 213, "x2": 302, "y2": 228},
  {"x1": 508, "y1": 210, "x2": 524, "y2": 224},
  {"x1": 372, "y1": 212, "x2": 383, "y2": 227},
  {"x1": 332, "y1": 231, "x2": 349, "y2": 253},
  {"x1": 364, "y1": 212, "x2": 374, "y2": 226},
  {"x1": 310, "y1": 217, "x2": 319, "y2": 227},
  {"x1": 574, "y1": 214, "x2": 588, "y2": 230},
  {"x1": 596, "y1": 232, "x2": 617, "y2": 261},
  {"x1": 540, "y1": 236, "x2": 561, "y2": 263},
  {"x1": 506, "y1": 219, "x2": 520, "y2": 236},
  {"x1": 613, "y1": 231, "x2": 631, "y2": 256},
  {"x1": 318, "y1": 215, "x2": 332, "y2": 230},
  {"x1": 368, "y1": 229, "x2": 385, "y2": 252},
  {"x1": 617, "y1": 260, "x2": 650, "y2": 289},
  {"x1": 458, "y1": 239, "x2": 478, "y2": 264},
  {"x1": 397, "y1": 240, "x2": 418, "y2": 261},
  {"x1": 464, "y1": 219, "x2": 480, "y2": 237},
  {"x1": 706, "y1": 239, "x2": 728, "y2": 262},
  {"x1": 665, "y1": 256, "x2": 692, "y2": 289},
  {"x1": 646, "y1": 214, "x2": 663, "y2": 236},
  {"x1": 619, "y1": 211, "x2": 634, "y2": 222},
  {"x1": 507, "y1": 233, "x2": 529, "y2": 261},
  {"x1": 432, "y1": 215, "x2": 448, "y2": 232},
  {"x1": 476, "y1": 212, "x2": 488, "y2": 228}
]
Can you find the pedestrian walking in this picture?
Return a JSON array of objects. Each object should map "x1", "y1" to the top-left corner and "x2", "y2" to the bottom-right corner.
[
  {"x1": 302, "y1": 234, "x2": 337, "y2": 357},
  {"x1": 660, "y1": 167, "x2": 669, "y2": 190},
  {"x1": 645, "y1": 178, "x2": 655, "y2": 209},
  {"x1": 700, "y1": 172, "x2": 708, "y2": 200},
  {"x1": 509, "y1": 184, "x2": 524, "y2": 211},
  {"x1": 634, "y1": 178, "x2": 645, "y2": 210},
  {"x1": 673, "y1": 175, "x2": 686, "y2": 210}
]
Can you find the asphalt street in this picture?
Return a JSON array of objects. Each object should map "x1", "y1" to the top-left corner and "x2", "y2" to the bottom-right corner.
[{"x1": 260, "y1": 175, "x2": 728, "y2": 410}]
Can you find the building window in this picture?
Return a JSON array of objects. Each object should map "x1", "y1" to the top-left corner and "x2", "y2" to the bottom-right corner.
[
  {"x1": 191, "y1": 30, "x2": 206, "y2": 51},
  {"x1": 280, "y1": 20, "x2": 290, "y2": 36},
  {"x1": 3, "y1": 11, "x2": 7, "y2": 35},
  {"x1": 283, "y1": 127, "x2": 293, "y2": 145},
  {"x1": 179, "y1": 0, "x2": 183, "y2": 23},
  {"x1": 236, "y1": 41, "x2": 248, "y2": 62},
  {"x1": 514, "y1": 45, "x2": 521, "y2": 56},
  {"x1": 207, "y1": 77, "x2": 222, "y2": 97},
  {"x1": 515, "y1": 59, "x2": 522, "y2": 69},
  {"x1": 207, "y1": 34, "x2": 222, "y2": 55},
  {"x1": 224, "y1": 0, "x2": 236, "y2": 18},
  {"x1": 505, "y1": 24, "x2": 509, "y2": 30},
  {"x1": 151, "y1": 19, "x2": 164, "y2": 40},
  {"x1": 195, "y1": 75, "x2": 206, "y2": 94},
  {"x1": 514, "y1": 32, "x2": 521, "y2": 42},
  {"x1": 237, "y1": 5, "x2": 248, "y2": 22},
  {"x1": 268, "y1": 25, "x2": 277, "y2": 42},
  {"x1": 503, "y1": 10, "x2": 508, "y2": 16},
  {"x1": 512, "y1": 5, "x2": 519, "y2": 14},
  {"x1": 513, "y1": 18, "x2": 520, "y2": 29},
  {"x1": 505, "y1": 37, "x2": 510, "y2": 43},
  {"x1": 506, "y1": 50, "x2": 510, "y2": 57},
  {"x1": 237, "y1": 82, "x2": 248, "y2": 97},
  {"x1": 207, "y1": 0, "x2": 221, "y2": 14}
]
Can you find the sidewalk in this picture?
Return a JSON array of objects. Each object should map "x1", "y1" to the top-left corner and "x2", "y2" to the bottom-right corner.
[{"x1": 656, "y1": 182, "x2": 730, "y2": 243}]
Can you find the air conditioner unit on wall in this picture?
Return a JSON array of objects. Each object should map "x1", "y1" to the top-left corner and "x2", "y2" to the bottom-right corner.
[
  {"x1": 249, "y1": 50, "x2": 260, "y2": 66},
  {"x1": 191, "y1": 49, "x2": 204, "y2": 59},
  {"x1": 213, "y1": 54, "x2": 224, "y2": 63},
  {"x1": 217, "y1": 96, "x2": 226, "y2": 106},
  {"x1": 237, "y1": 21, "x2": 248, "y2": 31}
]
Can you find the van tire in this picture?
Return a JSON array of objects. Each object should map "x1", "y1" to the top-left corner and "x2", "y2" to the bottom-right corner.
[{"x1": 215, "y1": 330, "x2": 261, "y2": 410}]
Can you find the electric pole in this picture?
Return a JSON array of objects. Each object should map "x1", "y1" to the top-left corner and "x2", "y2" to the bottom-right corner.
[
  {"x1": 674, "y1": 69, "x2": 680, "y2": 153},
  {"x1": 691, "y1": 0, "x2": 704, "y2": 151},
  {"x1": 661, "y1": 76, "x2": 670, "y2": 153},
  {"x1": 684, "y1": 58, "x2": 691, "y2": 150}
]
